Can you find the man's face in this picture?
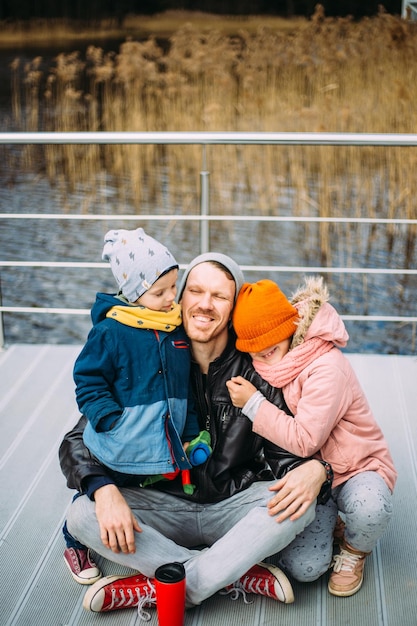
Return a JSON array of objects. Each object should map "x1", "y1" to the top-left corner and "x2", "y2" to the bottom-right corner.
[{"x1": 181, "y1": 262, "x2": 235, "y2": 344}]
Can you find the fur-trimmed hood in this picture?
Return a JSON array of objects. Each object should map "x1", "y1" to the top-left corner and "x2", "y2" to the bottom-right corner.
[{"x1": 289, "y1": 276, "x2": 349, "y2": 349}]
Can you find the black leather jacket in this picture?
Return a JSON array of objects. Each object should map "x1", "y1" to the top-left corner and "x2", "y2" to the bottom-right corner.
[{"x1": 59, "y1": 330, "x2": 332, "y2": 503}]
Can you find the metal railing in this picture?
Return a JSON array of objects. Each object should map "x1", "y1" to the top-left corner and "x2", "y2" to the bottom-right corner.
[
  {"x1": 402, "y1": 0, "x2": 417, "y2": 19},
  {"x1": 1, "y1": 131, "x2": 417, "y2": 349}
]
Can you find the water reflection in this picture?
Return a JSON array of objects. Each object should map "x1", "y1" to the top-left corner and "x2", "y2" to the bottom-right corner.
[{"x1": 1, "y1": 173, "x2": 416, "y2": 354}]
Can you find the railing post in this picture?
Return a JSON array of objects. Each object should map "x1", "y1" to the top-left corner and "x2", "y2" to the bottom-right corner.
[
  {"x1": 0, "y1": 277, "x2": 4, "y2": 350},
  {"x1": 200, "y1": 145, "x2": 210, "y2": 254},
  {"x1": 0, "y1": 315, "x2": 4, "y2": 350}
]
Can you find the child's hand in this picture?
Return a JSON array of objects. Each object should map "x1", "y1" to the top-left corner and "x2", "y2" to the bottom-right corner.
[{"x1": 226, "y1": 376, "x2": 257, "y2": 408}]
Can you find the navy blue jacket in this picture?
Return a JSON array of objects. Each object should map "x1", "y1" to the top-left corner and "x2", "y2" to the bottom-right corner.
[{"x1": 74, "y1": 292, "x2": 198, "y2": 476}]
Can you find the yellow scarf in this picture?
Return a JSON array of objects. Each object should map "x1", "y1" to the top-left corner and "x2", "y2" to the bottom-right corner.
[{"x1": 106, "y1": 302, "x2": 182, "y2": 331}]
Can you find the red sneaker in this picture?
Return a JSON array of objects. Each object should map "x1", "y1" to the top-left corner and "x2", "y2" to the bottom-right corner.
[
  {"x1": 83, "y1": 573, "x2": 156, "y2": 619},
  {"x1": 224, "y1": 562, "x2": 294, "y2": 604},
  {"x1": 63, "y1": 547, "x2": 102, "y2": 585}
]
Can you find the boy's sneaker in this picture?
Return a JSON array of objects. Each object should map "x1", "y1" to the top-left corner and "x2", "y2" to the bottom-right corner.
[
  {"x1": 223, "y1": 562, "x2": 294, "y2": 604},
  {"x1": 328, "y1": 541, "x2": 370, "y2": 597},
  {"x1": 83, "y1": 573, "x2": 156, "y2": 619},
  {"x1": 64, "y1": 547, "x2": 102, "y2": 585}
]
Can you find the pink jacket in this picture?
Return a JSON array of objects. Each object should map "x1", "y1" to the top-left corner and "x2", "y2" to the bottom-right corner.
[{"x1": 250, "y1": 278, "x2": 397, "y2": 492}]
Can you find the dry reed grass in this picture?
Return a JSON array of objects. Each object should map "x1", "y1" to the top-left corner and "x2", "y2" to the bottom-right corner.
[{"x1": 6, "y1": 6, "x2": 417, "y2": 267}]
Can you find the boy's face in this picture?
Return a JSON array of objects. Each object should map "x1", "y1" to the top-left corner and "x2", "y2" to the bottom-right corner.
[
  {"x1": 250, "y1": 337, "x2": 291, "y2": 366},
  {"x1": 134, "y1": 268, "x2": 178, "y2": 311}
]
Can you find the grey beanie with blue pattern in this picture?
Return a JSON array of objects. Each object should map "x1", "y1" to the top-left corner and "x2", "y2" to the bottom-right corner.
[{"x1": 102, "y1": 227, "x2": 178, "y2": 303}]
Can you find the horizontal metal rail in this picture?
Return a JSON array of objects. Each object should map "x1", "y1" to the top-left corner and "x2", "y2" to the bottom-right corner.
[
  {"x1": 1, "y1": 213, "x2": 417, "y2": 225},
  {"x1": 1, "y1": 307, "x2": 416, "y2": 325},
  {"x1": 1, "y1": 261, "x2": 417, "y2": 276},
  {"x1": 2, "y1": 131, "x2": 417, "y2": 146}
]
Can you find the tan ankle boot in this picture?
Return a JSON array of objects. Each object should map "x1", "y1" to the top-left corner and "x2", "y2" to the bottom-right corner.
[{"x1": 328, "y1": 540, "x2": 370, "y2": 597}]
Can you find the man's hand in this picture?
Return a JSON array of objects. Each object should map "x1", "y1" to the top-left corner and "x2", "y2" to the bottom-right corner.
[
  {"x1": 226, "y1": 376, "x2": 257, "y2": 408},
  {"x1": 267, "y1": 460, "x2": 326, "y2": 523},
  {"x1": 94, "y1": 484, "x2": 142, "y2": 554}
]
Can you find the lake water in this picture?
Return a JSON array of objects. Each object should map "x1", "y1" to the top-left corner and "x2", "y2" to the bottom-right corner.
[{"x1": 1, "y1": 44, "x2": 416, "y2": 354}]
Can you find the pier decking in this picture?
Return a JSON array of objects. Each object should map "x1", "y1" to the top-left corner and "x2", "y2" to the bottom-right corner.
[{"x1": 1, "y1": 344, "x2": 416, "y2": 626}]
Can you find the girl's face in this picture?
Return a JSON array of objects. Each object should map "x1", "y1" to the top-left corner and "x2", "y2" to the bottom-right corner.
[
  {"x1": 134, "y1": 268, "x2": 178, "y2": 312},
  {"x1": 250, "y1": 337, "x2": 291, "y2": 366}
]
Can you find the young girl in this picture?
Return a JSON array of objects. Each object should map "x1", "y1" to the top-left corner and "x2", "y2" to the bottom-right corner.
[{"x1": 226, "y1": 276, "x2": 397, "y2": 598}]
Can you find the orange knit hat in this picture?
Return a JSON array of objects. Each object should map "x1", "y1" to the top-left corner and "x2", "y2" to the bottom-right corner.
[{"x1": 233, "y1": 280, "x2": 299, "y2": 353}]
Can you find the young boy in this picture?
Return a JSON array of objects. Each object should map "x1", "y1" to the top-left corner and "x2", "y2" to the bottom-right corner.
[
  {"x1": 63, "y1": 227, "x2": 209, "y2": 584},
  {"x1": 227, "y1": 276, "x2": 396, "y2": 597}
]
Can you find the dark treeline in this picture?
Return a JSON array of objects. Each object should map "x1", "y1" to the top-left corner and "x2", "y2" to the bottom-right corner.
[{"x1": 0, "y1": 0, "x2": 403, "y2": 21}]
